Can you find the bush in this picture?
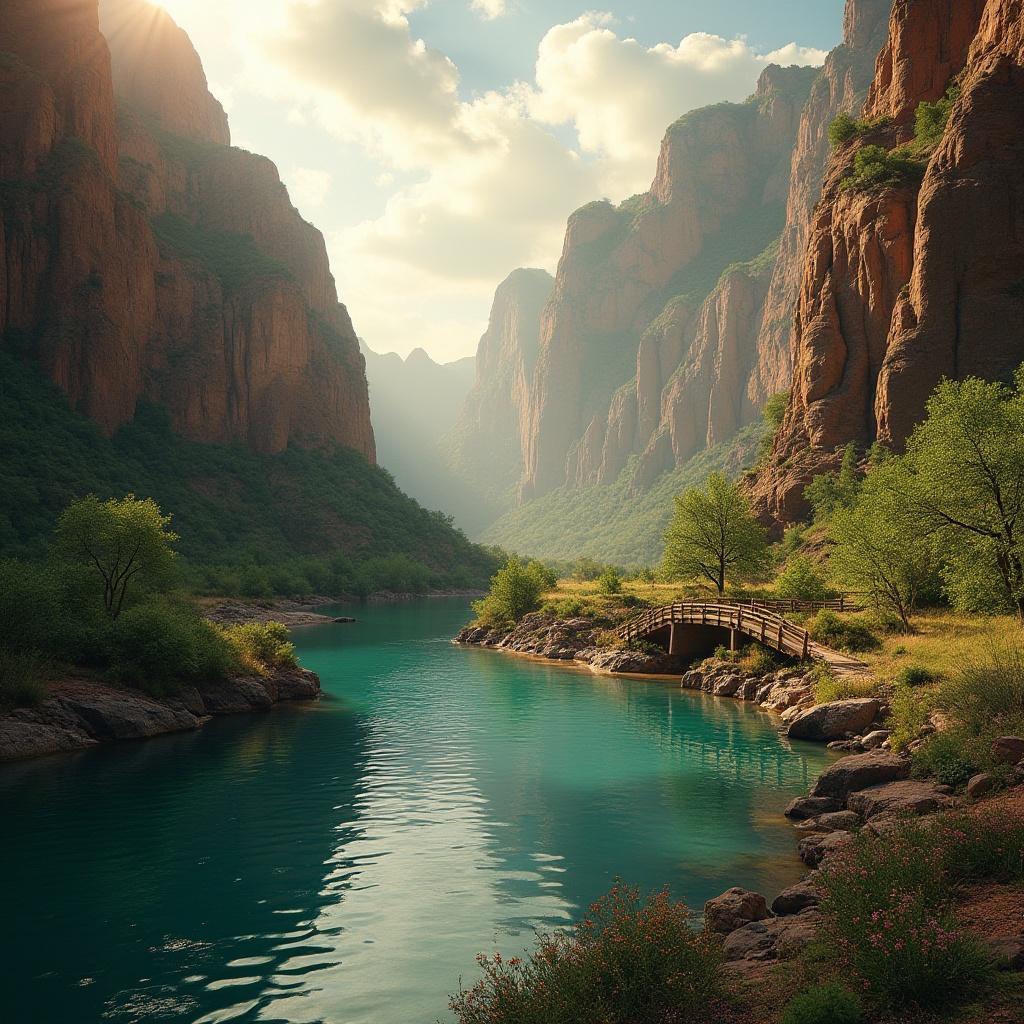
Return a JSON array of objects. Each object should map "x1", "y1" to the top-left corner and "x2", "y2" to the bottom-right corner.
[
  {"x1": 896, "y1": 664, "x2": 937, "y2": 687},
  {"x1": 808, "y1": 610, "x2": 881, "y2": 653},
  {"x1": 840, "y1": 145, "x2": 927, "y2": 192},
  {"x1": 472, "y1": 558, "x2": 546, "y2": 628},
  {"x1": 781, "y1": 983, "x2": 861, "y2": 1024},
  {"x1": 828, "y1": 112, "x2": 858, "y2": 148},
  {"x1": 775, "y1": 555, "x2": 827, "y2": 602},
  {"x1": 937, "y1": 647, "x2": 1024, "y2": 732},
  {"x1": 220, "y1": 621, "x2": 298, "y2": 675},
  {"x1": 887, "y1": 683, "x2": 932, "y2": 752},
  {"x1": 0, "y1": 647, "x2": 47, "y2": 708},
  {"x1": 915, "y1": 85, "x2": 960, "y2": 148},
  {"x1": 449, "y1": 883, "x2": 722, "y2": 1024},
  {"x1": 911, "y1": 729, "x2": 981, "y2": 789},
  {"x1": 598, "y1": 565, "x2": 623, "y2": 595}
]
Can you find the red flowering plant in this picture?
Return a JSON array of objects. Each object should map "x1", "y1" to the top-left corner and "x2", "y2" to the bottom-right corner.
[{"x1": 448, "y1": 882, "x2": 722, "y2": 1024}]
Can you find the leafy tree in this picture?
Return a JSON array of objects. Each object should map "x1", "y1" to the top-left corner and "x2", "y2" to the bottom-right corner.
[
  {"x1": 756, "y1": 391, "x2": 790, "y2": 463},
  {"x1": 661, "y1": 473, "x2": 771, "y2": 596},
  {"x1": 805, "y1": 443, "x2": 861, "y2": 522},
  {"x1": 525, "y1": 559, "x2": 558, "y2": 590},
  {"x1": 572, "y1": 556, "x2": 604, "y2": 582},
  {"x1": 775, "y1": 555, "x2": 828, "y2": 602},
  {"x1": 914, "y1": 84, "x2": 960, "y2": 148},
  {"x1": 828, "y1": 462, "x2": 938, "y2": 630},
  {"x1": 53, "y1": 495, "x2": 178, "y2": 620},
  {"x1": 828, "y1": 112, "x2": 858, "y2": 148},
  {"x1": 472, "y1": 557, "x2": 546, "y2": 628},
  {"x1": 904, "y1": 371, "x2": 1024, "y2": 618},
  {"x1": 598, "y1": 565, "x2": 622, "y2": 595}
]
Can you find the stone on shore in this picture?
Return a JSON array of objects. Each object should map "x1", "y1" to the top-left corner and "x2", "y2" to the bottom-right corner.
[
  {"x1": 967, "y1": 773, "x2": 997, "y2": 799},
  {"x1": 194, "y1": 678, "x2": 275, "y2": 714},
  {"x1": 721, "y1": 911, "x2": 821, "y2": 962},
  {"x1": 59, "y1": 693, "x2": 202, "y2": 740},
  {"x1": 985, "y1": 937, "x2": 1024, "y2": 970},
  {"x1": 785, "y1": 795, "x2": 844, "y2": 820},
  {"x1": 704, "y1": 888, "x2": 771, "y2": 935},
  {"x1": 771, "y1": 881, "x2": 821, "y2": 917},
  {"x1": 794, "y1": 810, "x2": 862, "y2": 832},
  {"x1": 798, "y1": 830, "x2": 851, "y2": 868},
  {"x1": 787, "y1": 698, "x2": 880, "y2": 742},
  {"x1": 810, "y1": 750, "x2": 910, "y2": 800},
  {"x1": 992, "y1": 736, "x2": 1024, "y2": 765},
  {"x1": 846, "y1": 779, "x2": 954, "y2": 820}
]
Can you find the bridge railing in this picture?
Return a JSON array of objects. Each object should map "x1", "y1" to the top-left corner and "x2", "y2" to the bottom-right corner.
[
  {"x1": 614, "y1": 602, "x2": 814, "y2": 660},
  {"x1": 718, "y1": 597, "x2": 861, "y2": 613}
]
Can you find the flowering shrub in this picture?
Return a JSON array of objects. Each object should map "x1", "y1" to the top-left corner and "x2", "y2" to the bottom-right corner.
[
  {"x1": 449, "y1": 883, "x2": 722, "y2": 1024},
  {"x1": 930, "y1": 807, "x2": 1024, "y2": 882}
]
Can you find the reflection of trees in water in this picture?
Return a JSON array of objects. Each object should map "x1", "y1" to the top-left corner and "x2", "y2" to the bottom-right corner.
[{"x1": 1, "y1": 705, "x2": 373, "y2": 1024}]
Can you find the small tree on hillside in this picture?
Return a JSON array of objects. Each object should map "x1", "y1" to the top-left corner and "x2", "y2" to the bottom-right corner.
[
  {"x1": 472, "y1": 557, "x2": 547, "y2": 628},
  {"x1": 661, "y1": 473, "x2": 771, "y2": 597},
  {"x1": 53, "y1": 494, "x2": 178, "y2": 620}
]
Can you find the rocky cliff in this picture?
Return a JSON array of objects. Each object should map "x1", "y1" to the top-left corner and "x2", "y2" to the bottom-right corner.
[
  {"x1": 754, "y1": 0, "x2": 1024, "y2": 523},
  {"x1": 0, "y1": 0, "x2": 374, "y2": 459}
]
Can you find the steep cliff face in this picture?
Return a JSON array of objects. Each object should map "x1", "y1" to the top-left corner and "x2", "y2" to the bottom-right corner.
[
  {"x1": 0, "y1": 0, "x2": 374, "y2": 460},
  {"x1": 520, "y1": 65, "x2": 818, "y2": 502},
  {"x1": 754, "y1": 0, "x2": 1023, "y2": 523},
  {"x1": 443, "y1": 268, "x2": 554, "y2": 507}
]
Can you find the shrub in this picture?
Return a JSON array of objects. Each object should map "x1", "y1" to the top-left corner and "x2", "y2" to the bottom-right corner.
[
  {"x1": 0, "y1": 647, "x2": 47, "y2": 708},
  {"x1": 896, "y1": 665, "x2": 937, "y2": 687},
  {"x1": 808, "y1": 610, "x2": 881, "y2": 653},
  {"x1": 937, "y1": 647, "x2": 1024, "y2": 732},
  {"x1": 840, "y1": 145, "x2": 927, "y2": 192},
  {"x1": 775, "y1": 556, "x2": 827, "y2": 602},
  {"x1": 915, "y1": 84, "x2": 960, "y2": 148},
  {"x1": 598, "y1": 565, "x2": 623, "y2": 595},
  {"x1": 828, "y1": 112, "x2": 858, "y2": 147},
  {"x1": 220, "y1": 621, "x2": 298, "y2": 675},
  {"x1": 526, "y1": 559, "x2": 558, "y2": 590},
  {"x1": 813, "y1": 668, "x2": 877, "y2": 705},
  {"x1": 781, "y1": 983, "x2": 862, "y2": 1024},
  {"x1": 911, "y1": 729, "x2": 980, "y2": 790},
  {"x1": 887, "y1": 683, "x2": 932, "y2": 752},
  {"x1": 473, "y1": 558, "x2": 546, "y2": 628},
  {"x1": 449, "y1": 883, "x2": 722, "y2": 1024}
]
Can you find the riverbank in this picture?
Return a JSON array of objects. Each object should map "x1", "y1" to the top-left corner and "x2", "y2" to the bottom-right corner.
[{"x1": 0, "y1": 667, "x2": 321, "y2": 763}]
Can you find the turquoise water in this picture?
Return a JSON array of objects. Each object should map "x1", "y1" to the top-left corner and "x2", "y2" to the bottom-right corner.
[{"x1": 0, "y1": 599, "x2": 832, "y2": 1024}]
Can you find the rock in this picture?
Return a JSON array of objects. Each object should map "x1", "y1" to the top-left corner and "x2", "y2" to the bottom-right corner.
[
  {"x1": 992, "y1": 737, "x2": 1024, "y2": 765},
  {"x1": 771, "y1": 882, "x2": 822, "y2": 917},
  {"x1": 967, "y1": 773, "x2": 997, "y2": 799},
  {"x1": 847, "y1": 779, "x2": 954, "y2": 820},
  {"x1": 722, "y1": 911, "x2": 822, "y2": 962},
  {"x1": 860, "y1": 729, "x2": 890, "y2": 750},
  {"x1": 827, "y1": 740, "x2": 864, "y2": 752},
  {"x1": 703, "y1": 888, "x2": 771, "y2": 935},
  {"x1": 0, "y1": 701, "x2": 97, "y2": 762},
  {"x1": 985, "y1": 937, "x2": 1024, "y2": 971},
  {"x1": 795, "y1": 811, "x2": 862, "y2": 832},
  {"x1": 713, "y1": 674, "x2": 742, "y2": 697},
  {"x1": 59, "y1": 693, "x2": 202, "y2": 741},
  {"x1": 333, "y1": 616, "x2": 357, "y2": 623},
  {"x1": 787, "y1": 699, "x2": 880, "y2": 742},
  {"x1": 267, "y1": 668, "x2": 322, "y2": 701},
  {"x1": 810, "y1": 750, "x2": 910, "y2": 800},
  {"x1": 798, "y1": 831, "x2": 851, "y2": 868},
  {"x1": 681, "y1": 670, "x2": 704, "y2": 690},
  {"x1": 785, "y1": 795, "x2": 844, "y2": 820},
  {"x1": 194, "y1": 678, "x2": 274, "y2": 715}
]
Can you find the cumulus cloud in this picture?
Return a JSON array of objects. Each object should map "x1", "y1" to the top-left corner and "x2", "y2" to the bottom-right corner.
[{"x1": 241, "y1": 1, "x2": 828, "y2": 355}]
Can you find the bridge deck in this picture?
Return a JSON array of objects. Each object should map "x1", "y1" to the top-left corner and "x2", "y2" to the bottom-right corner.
[{"x1": 614, "y1": 602, "x2": 869, "y2": 676}]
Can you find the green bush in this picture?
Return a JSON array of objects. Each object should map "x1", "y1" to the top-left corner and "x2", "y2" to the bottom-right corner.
[
  {"x1": 887, "y1": 683, "x2": 932, "y2": 752},
  {"x1": 915, "y1": 84, "x2": 960, "y2": 148},
  {"x1": 812, "y1": 666, "x2": 877, "y2": 704},
  {"x1": 449, "y1": 883, "x2": 722, "y2": 1024},
  {"x1": 220, "y1": 621, "x2": 298, "y2": 675},
  {"x1": 840, "y1": 145, "x2": 927, "y2": 192},
  {"x1": 808, "y1": 610, "x2": 881, "y2": 653},
  {"x1": 911, "y1": 729, "x2": 980, "y2": 789},
  {"x1": 781, "y1": 983, "x2": 861, "y2": 1024},
  {"x1": 828, "y1": 112, "x2": 858, "y2": 148},
  {"x1": 775, "y1": 555, "x2": 827, "y2": 602},
  {"x1": 598, "y1": 565, "x2": 623, "y2": 595},
  {"x1": 472, "y1": 558, "x2": 546, "y2": 629},
  {"x1": 896, "y1": 664, "x2": 937, "y2": 687},
  {"x1": 0, "y1": 647, "x2": 47, "y2": 708},
  {"x1": 937, "y1": 648, "x2": 1024, "y2": 732}
]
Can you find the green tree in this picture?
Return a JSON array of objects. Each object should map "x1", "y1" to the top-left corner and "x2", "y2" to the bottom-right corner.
[
  {"x1": 472, "y1": 557, "x2": 546, "y2": 628},
  {"x1": 829, "y1": 462, "x2": 937, "y2": 630},
  {"x1": 828, "y1": 111, "x2": 858, "y2": 148},
  {"x1": 904, "y1": 371, "x2": 1024, "y2": 618},
  {"x1": 53, "y1": 495, "x2": 179, "y2": 620},
  {"x1": 525, "y1": 559, "x2": 558, "y2": 590},
  {"x1": 661, "y1": 473, "x2": 771, "y2": 596},
  {"x1": 775, "y1": 555, "x2": 827, "y2": 602},
  {"x1": 805, "y1": 442, "x2": 861, "y2": 522},
  {"x1": 756, "y1": 391, "x2": 790, "y2": 463},
  {"x1": 598, "y1": 565, "x2": 622, "y2": 595}
]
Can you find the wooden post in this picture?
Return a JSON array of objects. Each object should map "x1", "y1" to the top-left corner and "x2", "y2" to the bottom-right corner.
[
  {"x1": 840, "y1": 595, "x2": 845, "y2": 613},
  {"x1": 802, "y1": 631, "x2": 809, "y2": 660}
]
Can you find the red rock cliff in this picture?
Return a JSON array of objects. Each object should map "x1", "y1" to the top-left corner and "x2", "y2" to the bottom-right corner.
[
  {"x1": 753, "y1": 0, "x2": 1022, "y2": 524},
  {"x1": 0, "y1": 0, "x2": 374, "y2": 460}
]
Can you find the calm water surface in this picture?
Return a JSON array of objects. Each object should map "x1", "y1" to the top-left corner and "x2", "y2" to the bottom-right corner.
[{"x1": 1, "y1": 599, "x2": 833, "y2": 1024}]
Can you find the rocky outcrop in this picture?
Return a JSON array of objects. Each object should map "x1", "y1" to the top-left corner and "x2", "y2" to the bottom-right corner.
[
  {"x1": 787, "y1": 697, "x2": 880, "y2": 741},
  {"x1": 442, "y1": 269, "x2": 554, "y2": 510},
  {"x1": 0, "y1": 667, "x2": 321, "y2": 762},
  {"x1": 704, "y1": 888, "x2": 772, "y2": 935},
  {"x1": 846, "y1": 777, "x2": 954, "y2": 819},
  {"x1": 754, "y1": 0, "x2": 1024, "y2": 522},
  {"x1": 809, "y1": 749, "x2": 910, "y2": 799},
  {"x1": 0, "y1": 0, "x2": 374, "y2": 460}
]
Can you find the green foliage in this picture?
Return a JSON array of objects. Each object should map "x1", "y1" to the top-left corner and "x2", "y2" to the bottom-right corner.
[
  {"x1": 935, "y1": 647, "x2": 1024, "y2": 733},
  {"x1": 572, "y1": 556, "x2": 604, "y2": 582},
  {"x1": 449, "y1": 883, "x2": 722, "y2": 1024},
  {"x1": 150, "y1": 212, "x2": 293, "y2": 294},
  {"x1": 781, "y1": 983, "x2": 861, "y2": 1024},
  {"x1": 472, "y1": 558, "x2": 548, "y2": 628},
  {"x1": 756, "y1": 391, "x2": 789, "y2": 463},
  {"x1": 896, "y1": 665, "x2": 937, "y2": 688},
  {"x1": 0, "y1": 353, "x2": 495, "y2": 596},
  {"x1": 775, "y1": 555, "x2": 827, "y2": 602},
  {"x1": 910, "y1": 729, "x2": 983, "y2": 790},
  {"x1": 804, "y1": 443, "x2": 860, "y2": 522},
  {"x1": 808, "y1": 610, "x2": 881, "y2": 653},
  {"x1": 53, "y1": 494, "x2": 179, "y2": 620},
  {"x1": 812, "y1": 668, "x2": 878, "y2": 705},
  {"x1": 827, "y1": 112, "x2": 894, "y2": 148},
  {"x1": 905, "y1": 370, "x2": 1024, "y2": 617},
  {"x1": 662, "y1": 472, "x2": 771, "y2": 596},
  {"x1": 0, "y1": 648, "x2": 47, "y2": 709},
  {"x1": 525, "y1": 559, "x2": 558, "y2": 590},
  {"x1": 840, "y1": 144, "x2": 927, "y2": 192},
  {"x1": 887, "y1": 684, "x2": 933, "y2": 752},
  {"x1": 219, "y1": 621, "x2": 298, "y2": 674},
  {"x1": 914, "y1": 84, "x2": 960, "y2": 148},
  {"x1": 598, "y1": 565, "x2": 623, "y2": 595}
]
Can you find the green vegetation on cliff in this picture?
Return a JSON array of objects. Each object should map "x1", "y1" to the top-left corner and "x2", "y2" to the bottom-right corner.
[{"x1": 0, "y1": 350, "x2": 497, "y2": 596}]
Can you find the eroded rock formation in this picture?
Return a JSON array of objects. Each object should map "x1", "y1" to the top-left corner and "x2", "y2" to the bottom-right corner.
[{"x1": 0, "y1": 0, "x2": 374, "y2": 459}]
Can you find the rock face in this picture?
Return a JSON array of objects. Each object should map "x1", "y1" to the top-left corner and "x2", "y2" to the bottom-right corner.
[
  {"x1": 754, "y1": 0, "x2": 1024, "y2": 522},
  {"x1": 0, "y1": 0, "x2": 374, "y2": 460},
  {"x1": 846, "y1": 778, "x2": 954, "y2": 819}
]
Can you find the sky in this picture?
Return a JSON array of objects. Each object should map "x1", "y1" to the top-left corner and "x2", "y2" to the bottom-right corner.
[{"x1": 151, "y1": 0, "x2": 846, "y2": 362}]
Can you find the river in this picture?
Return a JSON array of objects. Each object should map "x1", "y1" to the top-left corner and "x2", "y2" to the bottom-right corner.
[{"x1": 0, "y1": 598, "x2": 833, "y2": 1024}]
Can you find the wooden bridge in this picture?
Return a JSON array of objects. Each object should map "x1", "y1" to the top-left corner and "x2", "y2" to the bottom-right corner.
[{"x1": 614, "y1": 602, "x2": 869, "y2": 675}]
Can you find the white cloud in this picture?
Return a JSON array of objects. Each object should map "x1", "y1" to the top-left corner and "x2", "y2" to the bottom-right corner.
[
  {"x1": 237, "y1": 1, "x2": 828, "y2": 356},
  {"x1": 285, "y1": 166, "x2": 333, "y2": 210},
  {"x1": 470, "y1": 0, "x2": 506, "y2": 19}
]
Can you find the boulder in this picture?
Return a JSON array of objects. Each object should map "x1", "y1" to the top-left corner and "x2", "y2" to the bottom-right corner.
[
  {"x1": 721, "y1": 911, "x2": 821, "y2": 962},
  {"x1": 771, "y1": 881, "x2": 821, "y2": 917},
  {"x1": 794, "y1": 811, "x2": 862, "y2": 832},
  {"x1": 59, "y1": 693, "x2": 202, "y2": 741},
  {"x1": 270, "y1": 668, "x2": 322, "y2": 701},
  {"x1": 785, "y1": 795, "x2": 844, "y2": 820},
  {"x1": 787, "y1": 699, "x2": 880, "y2": 742},
  {"x1": 194, "y1": 678, "x2": 274, "y2": 714},
  {"x1": 847, "y1": 779, "x2": 954, "y2": 820},
  {"x1": 810, "y1": 750, "x2": 910, "y2": 800},
  {"x1": 966, "y1": 773, "x2": 997, "y2": 799},
  {"x1": 985, "y1": 937, "x2": 1024, "y2": 971},
  {"x1": 798, "y1": 831, "x2": 851, "y2": 868},
  {"x1": 704, "y1": 888, "x2": 771, "y2": 935},
  {"x1": 713, "y1": 674, "x2": 742, "y2": 697},
  {"x1": 860, "y1": 729, "x2": 890, "y2": 750},
  {"x1": 992, "y1": 736, "x2": 1024, "y2": 765},
  {"x1": 681, "y1": 670, "x2": 704, "y2": 690}
]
